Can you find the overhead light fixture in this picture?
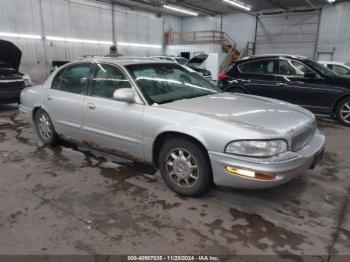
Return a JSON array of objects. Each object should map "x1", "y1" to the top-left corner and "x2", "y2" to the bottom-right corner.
[
  {"x1": 223, "y1": 0, "x2": 252, "y2": 11},
  {"x1": 327, "y1": 0, "x2": 335, "y2": 2},
  {"x1": 0, "y1": 32, "x2": 42, "y2": 39},
  {"x1": 46, "y1": 36, "x2": 112, "y2": 45},
  {"x1": 117, "y1": 42, "x2": 162, "y2": 49},
  {"x1": 163, "y1": 4, "x2": 198, "y2": 16}
]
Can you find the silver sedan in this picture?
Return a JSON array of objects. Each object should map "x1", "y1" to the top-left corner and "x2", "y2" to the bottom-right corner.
[{"x1": 19, "y1": 57, "x2": 325, "y2": 196}]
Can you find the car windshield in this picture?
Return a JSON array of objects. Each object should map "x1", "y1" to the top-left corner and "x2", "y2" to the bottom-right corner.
[
  {"x1": 303, "y1": 59, "x2": 337, "y2": 77},
  {"x1": 127, "y1": 63, "x2": 221, "y2": 104}
]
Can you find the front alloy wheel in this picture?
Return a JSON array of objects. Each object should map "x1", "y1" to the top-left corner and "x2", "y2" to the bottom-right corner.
[
  {"x1": 165, "y1": 148, "x2": 200, "y2": 188},
  {"x1": 336, "y1": 97, "x2": 350, "y2": 126},
  {"x1": 159, "y1": 138, "x2": 212, "y2": 197}
]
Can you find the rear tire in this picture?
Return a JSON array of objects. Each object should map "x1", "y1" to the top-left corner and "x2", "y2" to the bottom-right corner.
[
  {"x1": 335, "y1": 97, "x2": 350, "y2": 127},
  {"x1": 35, "y1": 109, "x2": 58, "y2": 145},
  {"x1": 158, "y1": 138, "x2": 212, "y2": 197}
]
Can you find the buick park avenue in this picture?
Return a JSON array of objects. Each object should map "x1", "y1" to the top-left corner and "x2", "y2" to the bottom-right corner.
[{"x1": 20, "y1": 57, "x2": 325, "y2": 196}]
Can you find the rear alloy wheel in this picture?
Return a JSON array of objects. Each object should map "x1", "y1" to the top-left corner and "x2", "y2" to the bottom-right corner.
[
  {"x1": 336, "y1": 97, "x2": 350, "y2": 127},
  {"x1": 35, "y1": 109, "x2": 58, "y2": 145},
  {"x1": 159, "y1": 138, "x2": 212, "y2": 197}
]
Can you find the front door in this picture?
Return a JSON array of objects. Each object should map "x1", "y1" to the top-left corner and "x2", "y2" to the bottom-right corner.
[
  {"x1": 276, "y1": 59, "x2": 338, "y2": 113},
  {"x1": 82, "y1": 63, "x2": 144, "y2": 160}
]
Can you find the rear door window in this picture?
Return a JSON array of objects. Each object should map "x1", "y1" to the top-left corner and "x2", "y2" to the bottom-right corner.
[
  {"x1": 238, "y1": 60, "x2": 275, "y2": 75},
  {"x1": 56, "y1": 63, "x2": 91, "y2": 94}
]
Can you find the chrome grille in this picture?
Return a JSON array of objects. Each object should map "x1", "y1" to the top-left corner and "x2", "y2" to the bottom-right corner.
[{"x1": 291, "y1": 122, "x2": 316, "y2": 151}]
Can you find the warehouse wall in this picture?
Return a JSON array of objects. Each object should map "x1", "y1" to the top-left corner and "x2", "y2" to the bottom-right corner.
[
  {"x1": 0, "y1": 0, "x2": 180, "y2": 82},
  {"x1": 181, "y1": 12, "x2": 256, "y2": 51},
  {"x1": 317, "y1": 2, "x2": 350, "y2": 63},
  {"x1": 255, "y1": 11, "x2": 319, "y2": 58}
]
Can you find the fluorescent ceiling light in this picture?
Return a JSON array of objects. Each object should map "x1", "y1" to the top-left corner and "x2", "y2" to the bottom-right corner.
[
  {"x1": 0, "y1": 32, "x2": 42, "y2": 39},
  {"x1": 163, "y1": 4, "x2": 198, "y2": 16},
  {"x1": 46, "y1": 36, "x2": 112, "y2": 45},
  {"x1": 327, "y1": 0, "x2": 335, "y2": 2},
  {"x1": 223, "y1": 0, "x2": 252, "y2": 11},
  {"x1": 117, "y1": 42, "x2": 162, "y2": 49}
]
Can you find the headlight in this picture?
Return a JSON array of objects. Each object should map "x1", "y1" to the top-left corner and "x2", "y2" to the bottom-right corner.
[
  {"x1": 225, "y1": 140, "x2": 288, "y2": 157},
  {"x1": 22, "y1": 74, "x2": 32, "y2": 86}
]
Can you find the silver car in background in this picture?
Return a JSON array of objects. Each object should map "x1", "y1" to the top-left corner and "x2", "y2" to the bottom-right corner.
[{"x1": 20, "y1": 57, "x2": 325, "y2": 196}]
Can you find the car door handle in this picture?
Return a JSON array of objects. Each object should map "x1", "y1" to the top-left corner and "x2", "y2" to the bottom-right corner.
[
  {"x1": 277, "y1": 82, "x2": 288, "y2": 86},
  {"x1": 46, "y1": 95, "x2": 52, "y2": 101},
  {"x1": 87, "y1": 103, "x2": 96, "y2": 110}
]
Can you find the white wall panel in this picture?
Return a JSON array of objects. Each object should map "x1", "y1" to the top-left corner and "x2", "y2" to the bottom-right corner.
[
  {"x1": 0, "y1": 0, "x2": 173, "y2": 82},
  {"x1": 317, "y1": 2, "x2": 350, "y2": 63},
  {"x1": 255, "y1": 11, "x2": 319, "y2": 58},
  {"x1": 180, "y1": 12, "x2": 256, "y2": 53},
  {"x1": 222, "y1": 12, "x2": 256, "y2": 51}
]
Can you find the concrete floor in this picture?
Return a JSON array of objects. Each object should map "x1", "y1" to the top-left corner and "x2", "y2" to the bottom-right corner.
[{"x1": 0, "y1": 104, "x2": 349, "y2": 259}]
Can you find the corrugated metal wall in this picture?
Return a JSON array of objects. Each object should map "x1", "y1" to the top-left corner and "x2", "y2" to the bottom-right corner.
[
  {"x1": 0, "y1": 0, "x2": 178, "y2": 82},
  {"x1": 180, "y1": 12, "x2": 256, "y2": 51},
  {"x1": 255, "y1": 11, "x2": 319, "y2": 58},
  {"x1": 317, "y1": 2, "x2": 350, "y2": 63}
]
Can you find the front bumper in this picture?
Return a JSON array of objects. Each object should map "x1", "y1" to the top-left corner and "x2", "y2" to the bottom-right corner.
[
  {"x1": 209, "y1": 130, "x2": 325, "y2": 189},
  {"x1": 0, "y1": 80, "x2": 26, "y2": 103}
]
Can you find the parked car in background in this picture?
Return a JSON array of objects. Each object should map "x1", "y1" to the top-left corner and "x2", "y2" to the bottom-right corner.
[
  {"x1": 0, "y1": 39, "x2": 32, "y2": 104},
  {"x1": 218, "y1": 55, "x2": 350, "y2": 126},
  {"x1": 186, "y1": 54, "x2": 212, "y2": 81},
  {"x1": 20, "y1": 57, "x2": 325, "y2": 196},
  {"x1": 152, "y1": 54, "x2": 212, "y2": 81},
  {"x1": 318, "y1": 61, "x2": 350, "y2": 76},
  {"x1": 151, "y1": 56, "x2": 189, "y2": 65}
]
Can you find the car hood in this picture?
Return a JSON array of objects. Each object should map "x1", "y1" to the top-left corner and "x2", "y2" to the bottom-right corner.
[
  {"x1": 162, "y1": 93, "x2": 315, "y2": 136},
  {"x1": 186, "y1": 54, "x2": 208, "y2": 67},
  {"x1": 0, "y1": 39, "x2": 22, "y2": 71}
]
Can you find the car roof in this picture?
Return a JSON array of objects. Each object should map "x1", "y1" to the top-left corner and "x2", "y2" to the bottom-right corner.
[
  {"x1": 318, "y1": 61, "x2": 346, "y2": 66},
  {"x1": 237, "y1": 54, "x2": 309, "y2": 62},
  {"x1": 72, "y1": 56, "x2": 173, "y2": 66}
]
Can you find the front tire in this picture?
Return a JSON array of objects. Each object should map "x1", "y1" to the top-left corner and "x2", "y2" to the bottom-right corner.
[
  {"x1": 158, "y1": 138, "x2": 212, "y2": 197},
  {"x1": 336, "y1": 97, "x2": 350, "y2": 127},
  {"x1": 35, "y1": 109, "x2": 58, "y2": 145}
]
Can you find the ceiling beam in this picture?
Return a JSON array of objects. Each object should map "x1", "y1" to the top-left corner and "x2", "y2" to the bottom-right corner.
[
  {"x1": 303, "y1": 0, "x2": 317, "y2": 9},
  {"x1": 264, "y1": 0, "x2": 289, "y2": 11}
]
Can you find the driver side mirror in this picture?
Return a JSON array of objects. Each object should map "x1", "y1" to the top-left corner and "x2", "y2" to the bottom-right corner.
[
  {"x1": 113, "y1": 88, "x2": 135, "y2": 103},
  {"x1": 304, "y1": 71, "x2": 317, "y2": 79}
]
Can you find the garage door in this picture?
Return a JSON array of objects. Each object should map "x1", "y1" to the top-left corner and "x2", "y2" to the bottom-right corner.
[{"x1": 255, "y1": 11, "x2": 319, "y2": 58}]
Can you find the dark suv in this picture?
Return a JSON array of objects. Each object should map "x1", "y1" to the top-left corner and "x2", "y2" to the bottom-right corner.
[{"x1": 218, "y1": 55, "x2": 350, "y2": 126}]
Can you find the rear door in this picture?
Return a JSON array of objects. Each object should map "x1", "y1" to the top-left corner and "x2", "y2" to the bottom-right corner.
[
  {"x1": 237, "y1": 59, "x2": 297, "y2": 102},
  {"x1": 44, "y1": 63, "x2": 92, "y2": 140},
  {"x1": 82, "y1": 62, "x2": 144, "y2": 160}
]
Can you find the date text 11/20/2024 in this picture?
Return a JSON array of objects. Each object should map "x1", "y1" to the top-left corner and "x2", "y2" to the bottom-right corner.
[{"x1": 127, "y1": 256, "x2": 221, "y2": 261}]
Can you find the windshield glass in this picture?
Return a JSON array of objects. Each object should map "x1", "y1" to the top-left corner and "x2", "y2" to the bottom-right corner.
[
  {"x1": 303, "y1": 59, "x2": 337, "y2": 77},
  {"x1": 127, "y1": 63, "x2": 221, "y2": 104}
]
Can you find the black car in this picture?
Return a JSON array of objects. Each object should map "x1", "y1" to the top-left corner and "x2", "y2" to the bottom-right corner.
[
  {"x1": 218, "y1": 54, "x2": 350, "y2": 126},
  {"x1": 0, "y1": 39, "x2": 31, "y2": 104}
]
